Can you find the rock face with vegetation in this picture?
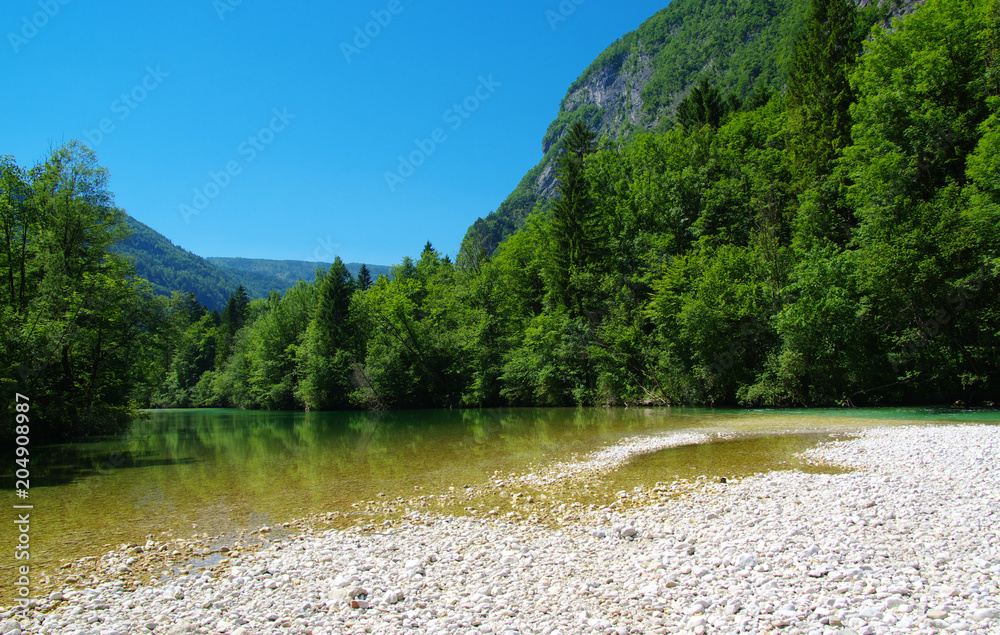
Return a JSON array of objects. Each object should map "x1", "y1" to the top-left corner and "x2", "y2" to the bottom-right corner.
[{"x1": 462, "y1": 0, "x2": 926, "y2": 256}]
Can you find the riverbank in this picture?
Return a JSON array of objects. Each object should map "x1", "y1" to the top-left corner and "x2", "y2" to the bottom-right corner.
[{"x1": 4, "y1": 424, "x2": 1000, "y2": 634}]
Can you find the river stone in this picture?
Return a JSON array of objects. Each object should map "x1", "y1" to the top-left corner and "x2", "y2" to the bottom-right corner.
[
  {"x1": 926, "y1": 609, "x2": 948, "y2": 620},
  {"x1": 735, "y1": 553, "x2": 758, "y2": 570},
  {"x1": 382, "y1": 590, "x2": 403, "y2": 604},
  {"x1": 973, "y1": 608, "x2": 999, "y2": 621},
  {"x1": 686, "y1": 615, "x2": 706, "y2": 630},
  {"x1": 331, "y1": 573, "x2": 355, "y2": 587},
  {"x1": 0, "y1": 620, "x2": 21, "y2": 635},
  {"x1": 329, "y1": 584, "x2": 367, "y2": 604},
  {"x1": 165, "y1": 620, "x2": 195, "y2": 635}
]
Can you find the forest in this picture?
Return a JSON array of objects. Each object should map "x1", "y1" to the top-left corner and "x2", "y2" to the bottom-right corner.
[{"x1": 2, "y1": 0, "x2": 998, "y2": 441}]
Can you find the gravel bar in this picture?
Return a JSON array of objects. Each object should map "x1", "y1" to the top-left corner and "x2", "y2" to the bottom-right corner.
[{"x1": 4, "y1": 424, "x2": 1000, "y2": 635}]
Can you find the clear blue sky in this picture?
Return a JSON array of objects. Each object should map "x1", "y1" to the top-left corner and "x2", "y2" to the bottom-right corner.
[{"x1": 2, "y1": 1, "x2": 667, "y2": 266}]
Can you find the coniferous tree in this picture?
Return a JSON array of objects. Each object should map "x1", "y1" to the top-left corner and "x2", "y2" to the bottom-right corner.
[
  {"x1": 356, "y1": 264, "x2": 372, "y2": 291},
  {"x1": 297, "y1": 257, "x2": 357, "y2": 410},
  {"x1": 786, "y1": 0, "x2": 864, "y2": 183},
  {"x1": 548, "y1": 120, "x2": 597, "y2": 316},
  {"x1": 313, "y1": 257, "x2": 355, "y2": 347},
  {"x1": 214, "y1": 285, "x2": 250, "y2": 368},
  {"x1": 785, "y1": 0, "x2": 873, "y2": 247},
  {"x1": 222, "y1": 285, "x2": 250, "y2": 332},
  {"x1": 398, "y1": 256, "x2": 416, "y2": 279},
  {"x1": 675, "y1": 78, "x2": 727, "y2": 129}
]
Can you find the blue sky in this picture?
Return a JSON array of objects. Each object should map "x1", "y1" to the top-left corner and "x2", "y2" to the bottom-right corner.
[{"x1": 2, "y1": 1, "x2": 667, "y2": 266}]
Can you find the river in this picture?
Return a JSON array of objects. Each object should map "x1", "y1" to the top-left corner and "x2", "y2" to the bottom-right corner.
[{"x1": 2, "y1": 406, "x2": 998, "y2": 605}]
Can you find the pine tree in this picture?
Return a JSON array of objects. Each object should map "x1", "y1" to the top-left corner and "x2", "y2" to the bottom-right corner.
[
  {"x1": 297, "y1": 256, "x2": 357, "y2": 410},
  {"x1": 222, "y1": 285, "x2": 249, "y2": 332},
  {"x1": 356, "y1": 264, "x2": 372, "y2": 291},
  {"x1": 313, "y1": 257, "x2": 355, "y2": 347},
  {"x1": 675, "y1": 78, "x2": 725, "y2": 129},
  {"x1": 548, "y1": 120, "x2": 597, "y2": 315},
  {"x1": 786, "y1": 0, "x2": 864, "y2": 184},
  {"x1": 786, "y1": 0, "x2": 878, "y2": 248}
]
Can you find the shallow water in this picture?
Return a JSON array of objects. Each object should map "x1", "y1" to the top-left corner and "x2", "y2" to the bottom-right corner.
[{"x1": 2, "y1": 406, "x2": 997, "y2": 603}]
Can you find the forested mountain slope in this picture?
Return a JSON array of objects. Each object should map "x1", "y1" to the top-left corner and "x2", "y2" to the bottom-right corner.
[
  {"x1": 207, "y1": 257, "x2": 391, "y2": 300},
  {"x1": 461, "y1": 0, "x2": 923, "y2": 257},
  {"x1": 115, "y1": 216, "x2": 387, "y2": 309},
  {"x1": 115, "y1": 216, "x2": 243, "y2": 310}
]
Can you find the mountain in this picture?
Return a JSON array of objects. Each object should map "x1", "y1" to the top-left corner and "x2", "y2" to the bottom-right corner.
[
  {"x1": 116, "y1": 216, "x2": 388, "y2": 310},
  {"x1": 462, "y1": 0, "x2": 924, "y2": 256},
  {"x1": 207, "y1": 257, "x2": 392, "y2": 299},
  {"x1": 115, "y1": 216, "x2": 243, "y2": 309}
]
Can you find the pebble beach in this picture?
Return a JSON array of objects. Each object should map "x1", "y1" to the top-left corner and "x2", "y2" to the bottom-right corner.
[{"x1": 4, "y1": 424, "x2": 1000, "y2": 635}]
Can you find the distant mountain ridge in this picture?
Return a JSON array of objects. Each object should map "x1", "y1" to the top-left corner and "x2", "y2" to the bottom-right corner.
[
  {"x1": 462, "y1": 0, "x2": 924, "y2": 256},
  {"x1": 207, "y1": 257, "x2": 392, "y2": 298},
  {"x1": 116, "y1": 216, "x2": 388, "y2": 310}
]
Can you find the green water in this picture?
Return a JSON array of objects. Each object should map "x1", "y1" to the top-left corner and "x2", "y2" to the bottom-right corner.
[{"x1": 2, "y1": 406, "x2": 997, "y2": 603}]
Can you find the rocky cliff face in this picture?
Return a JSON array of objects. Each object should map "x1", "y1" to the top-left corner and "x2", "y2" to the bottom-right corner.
[
  {"x1": 549, "y1": 52, "x2": 657, "y2": 153},
  {"x1": 463, "y1": 0, "x2": 926, "y2": 256},
  {"x1": 534, "y1": 51, "x2": 656, "y2": 198}
]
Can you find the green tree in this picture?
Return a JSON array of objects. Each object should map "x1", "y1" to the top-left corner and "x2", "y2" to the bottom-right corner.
[
  {"x1": 356, "y1": 263, "x2": 373, "y2": 291},
  {"x1": 784, "y1": 0, "x2": 881, "y2": 247},
  {"x1": 785, "y1": 0, "x2": 864, "y2": 183},
  {"x1": 548, "y1": 120, "x2": 598, "y2": 316},
  {"x1": 675, "y1": 78, "x2": 727, "y2": 129},
  {"x1": 462, "y1": 212, "x2": 547, "y2": 405},
  {"x1": 839, "y1": 0, "x2": 999, "y2": 401},
  {"x1": 1, "y1": 142, "x2": 155, "y2": 439},
  {"x1": 157, "y1": 303, "x2": 220, "y2": 408},
  {"x1": 354, "y1": 253, "x2": 471, "y2": 408},
  {"x1": 215, "y1": 283, "x2": 315, "y2": 409},
  {"x1": 297, "y1": 257, "x2": 358, "y2": 410},
  {"x1": 0, "y1": 156, "x2": 33, "y2": 313},
  {"x1": 222, "y1": 285, "x2": 250, "y2": 332}
]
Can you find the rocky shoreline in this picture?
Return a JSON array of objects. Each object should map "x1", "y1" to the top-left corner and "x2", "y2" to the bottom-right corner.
[{"x1": 4, "y1": 424, "x2": 1000, "y2": 634}]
